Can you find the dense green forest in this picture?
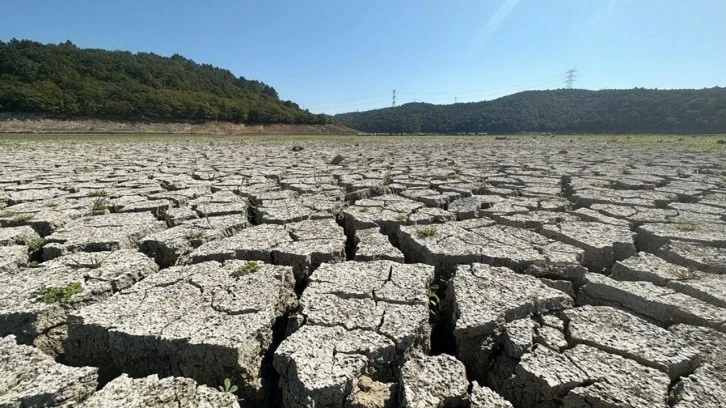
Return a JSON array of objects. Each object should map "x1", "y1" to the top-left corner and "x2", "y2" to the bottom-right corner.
[
  {"x1": 335, "y1": 88, "x2": 726, "y2": 134},
  {"x1": 0, "y1": 39, "x2": 330, "y2": 124}
]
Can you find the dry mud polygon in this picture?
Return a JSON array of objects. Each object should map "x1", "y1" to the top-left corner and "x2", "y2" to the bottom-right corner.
[{"x1": 1, "y1": 135, "x2": 725, "y2": 407}]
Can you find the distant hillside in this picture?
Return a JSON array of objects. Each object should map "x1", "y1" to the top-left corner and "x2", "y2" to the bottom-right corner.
[
  {"x1": 0, "y1": 39, "x2": 330, "y2": 125},
  {"x1": 335, "y1": 88, "x2": 726, "y2": 134}
]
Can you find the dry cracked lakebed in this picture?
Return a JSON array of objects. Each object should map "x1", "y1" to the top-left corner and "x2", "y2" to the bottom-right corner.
[{"x1": 1, "y1": 134, "x2": 725, "y2": 407}]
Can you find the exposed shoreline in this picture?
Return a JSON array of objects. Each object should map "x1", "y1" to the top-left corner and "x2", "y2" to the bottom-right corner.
[{"x1": 0, "y1": 114, "x2": 356, "y2": 135}]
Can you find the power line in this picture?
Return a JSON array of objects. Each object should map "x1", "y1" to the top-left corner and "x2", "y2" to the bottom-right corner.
[
  {"x1": 305, "y1": 70, "x2": 573, "y2": 113},
  {"x1": 565, "y1": 68, "x2": 577, "y2": 89},
  {"x1": 397, "y1": 73, "x2": 564, "y2": 97}
]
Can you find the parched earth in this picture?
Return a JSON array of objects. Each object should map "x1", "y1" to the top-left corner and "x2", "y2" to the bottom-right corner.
[{"x1": 1, "y1": 135, "x2": 725, "y2": 407}]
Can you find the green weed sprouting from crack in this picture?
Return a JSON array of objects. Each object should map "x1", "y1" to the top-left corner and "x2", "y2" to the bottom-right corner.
[
  {"x1": 667, "y1": 267, "x2": 700, "y2": 281},
  {"x1": 13, "y1": 214, "x2": 34, "y2": 222},
  {"x1": 218, "y1": 378, "x2": 239, "y2": 394},
  {"x1": 91, "y1": 197, "x2": 108, "y2": 214},
  {"x1": 25, "y1": 237, "x2": 45, "y2": 253},
  {"x1": 395, "y1": 214, "x2": 408, "y2": 222},
  {"x1": 87, "y1": 255, "x2": 104, "y2": 269},
  {"x1": 86, "y1": 189, "x2": 109, "y2": 197},
  {"x1": 428, "y1": 283, "x2": 441, "y2": 320},
  {"x1": 589, "y1": 180, "x2": 608, "y2": 187},
  {"x1": 36, "y1": 281, "x2": 83, "y2": 303},
  {"x1": 185, "y1": 230, "x2": 205, "y2": 241},
  {"x1": 382, "y1": 171, "x2": 393, "y2": 186},
  {"x1": 416, "y1": 225, "x2": 438, "y2": 238},
  {"x1": 676, "y1": 223, "x2": 701, "y2": 232},
  {"x1": 232, "y1": 261, "x2": 261, "y2": 279},
  {"x1": 69, "y1": 253, "x2": 107, "y2": 269}
]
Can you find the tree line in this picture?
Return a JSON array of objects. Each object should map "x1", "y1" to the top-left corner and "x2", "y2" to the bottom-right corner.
[
  {"x1": 335, "y1": 88, "x2": 726, "y2": 134},
  {"x1": 0, "y1": 39, "x2": 331, "y2": 124}
]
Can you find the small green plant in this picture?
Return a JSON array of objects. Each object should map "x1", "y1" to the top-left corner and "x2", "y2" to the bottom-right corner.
[
  {"x1": 13, "y1": 214, "x2": 34, "y2": 222},
  {"x1": 589, "y1": 180, "x2": 608, "y2": 187},
  {"x1": 448, "y1": 173, "x2": 460, "y2": 179},
  {"x1": 232, "y1": 261, "x2": 261, "y2": 279},
  {"x1": 25, "y1": 237, "x2": 45, "y2": 253},
  {"x1": 428, "y1": 283, "x2": 441, "y2": 319},
  {"x1": 676, "y1": 223, "x2": 700, "y2": 232},
  {"x1": 185, "y1": 230, "x2": 205, "y2": 241},
  {"x1": 395, "y1": 214, "x2": 408, "y2": 222},
  {"x1": 69, "y1": 254, "x2": 105, "y2": 269},
  {"x1": 218, "y1": 378, "x2": 238, "y2": 394},
  {"x1": 667, "y1": 267, "x2": 700, "y2": 281},
  {"x1": 86, "y1": 189, "x2": 109, "y2": 197},
  {"x1": 416, "y1": 225, "x2": 438, "y2": 238},
  {"x1": 28, "y1": 261, "x2": 40, "y2": 268},
  {"x1": 87, "y1": 255, "x2": 103, "y2": 269},
  {"x1": 382, "y1": 171, "x2": 393, "y2": 186},
  {"x1": 91, "y1": 198, "x2": 107, "y2": 214},
  {"x1": 37, "y1": 281, "x2": 83, "y2": 303}
]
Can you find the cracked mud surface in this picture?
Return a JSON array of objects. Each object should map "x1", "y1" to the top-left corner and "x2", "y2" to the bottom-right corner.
[{"x1": 1, "y1": 135, "x2": 725, "y2": 407}]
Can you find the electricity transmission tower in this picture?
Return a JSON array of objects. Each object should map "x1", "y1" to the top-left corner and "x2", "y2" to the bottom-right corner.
[
  {"x1": 565, "y1": 68, "x2": 577, "y2": 89},
  {"x1": 392, "y1": 90, "x2": 396, "y2": 107}
]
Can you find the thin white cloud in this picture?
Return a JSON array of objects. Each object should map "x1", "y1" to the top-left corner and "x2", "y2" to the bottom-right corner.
[{"x1": 475, "y1": 0, "x2": 521, "y2": 45}]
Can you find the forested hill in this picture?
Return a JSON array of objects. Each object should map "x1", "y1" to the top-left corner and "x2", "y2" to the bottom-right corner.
[
  {"x1": 0, "y1": 39, "x2": 330, "y2": 124},
  {"x1": 335, "y1": 88, "x2": 726, "y2": 134}
]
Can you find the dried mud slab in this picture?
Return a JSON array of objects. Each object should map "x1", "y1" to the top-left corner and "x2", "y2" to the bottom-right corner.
[
  {"x1": 470, "y1": 382, "x2": 513, "y2": 408},
  {"x1": 140, "y1": 214, "x2": 247, "y2": 267},
  {"x1": 449, "y1": 263, "x2": 573, "y2": 382},
  {"x1": 65, "y1": 260, "x2": 296, "y2": 404},
  {"x1": 0, "y1": 250, "x2": 158, "y2": 354},
  {"x1": 399, "y1": 354, "x2": 469, "y2": 408},
  {"x1": 668, "y1": 324, "x2": 726, "y2": 408},
  {"x1": 489, "y1": 344, "x2": 670, "y2": 408},
  {"x1": 578, "y1": 273, "x2": 726, "y2": 332},
  {"x1": 657, "y1": 240, "x2": 726, "y2": 274},
  {"x1": 636, "y1": 222, "x2": 726, "y2": 252},
  {"x1": 190, "y1": 219, "x2": 345, "y2": 280},
  {"x1": 0, "y1": 225, "x2": 41, "y2": 246},
  {"x1": 563, "y1": 305, "x2": 700, "y2": 379},
  {"x1": 79, "y1": 374, "x2": 240, "y2": 408},
  {"x1": 0, "y1": 335, "x2": 98, "y2": 407},
  {"x1": 0, "y1": 245, "x2": 28, "y2": 273},
  {"x1": 612, "y1": 252, "x2": 726, "y2": 308},
  {"x1": 540, "y1": 221, "x2": 636, "y2": 270},
  {"x1": 353, "y1": 228, "x2": 405, "y2": 262},
  {"x1": 43, "y1": 212, "x2": 166, "y2": 260},
  {"x1": 274, "y1": 261, "x2": 434, "y2": 408},
  {"x1": 398, "y1": 219, "x2": 584, "y2": 277}
]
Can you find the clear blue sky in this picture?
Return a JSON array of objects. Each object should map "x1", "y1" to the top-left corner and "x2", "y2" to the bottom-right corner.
[{"x1": 1, "y1": 1, "x2": 724, "y2": 114}]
